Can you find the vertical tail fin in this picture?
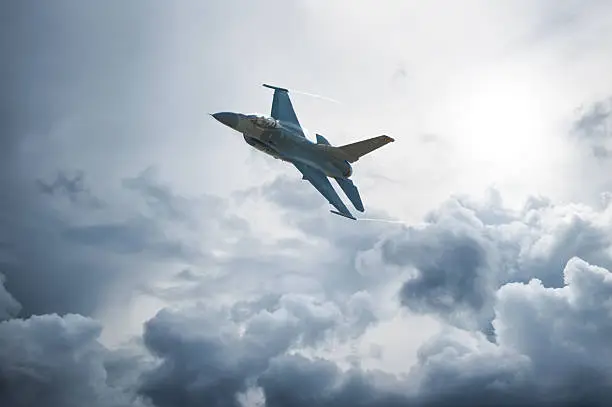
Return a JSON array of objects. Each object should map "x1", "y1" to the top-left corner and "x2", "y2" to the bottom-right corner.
[
  {"x1": 316, "y1": 134, "x2": 331, "y2": 145},
  {"x1": 335, "y1": 135, "x2": 394, "y2": 163}
]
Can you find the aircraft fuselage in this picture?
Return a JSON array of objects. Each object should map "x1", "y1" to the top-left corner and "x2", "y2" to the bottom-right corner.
[{"x1": 214, "y1": 112, "x2": 352, "y2": 179}]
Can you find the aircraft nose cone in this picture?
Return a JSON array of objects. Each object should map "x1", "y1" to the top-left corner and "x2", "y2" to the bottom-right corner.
[{"x1": 212, "y1": 112, "x2": 239, "y2": 129}]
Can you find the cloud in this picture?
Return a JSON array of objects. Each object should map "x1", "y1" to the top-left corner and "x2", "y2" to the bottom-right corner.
[
  {"x1": 1, "y1": 164, "x2": 242, "y2": 318},
  {"x1": 121, "y1": 193, "x2": 612, "y2": 407},
  {"x1": 258, "y1": 355, "x2": 409, "y2": 407},
  {"x1": 4, "y1": 167, "x2": 612, "y2": 406},
  {"x1": 0, "y1": 273, "x2": 21, "y2": 321},
  {"x1": 573, "y1": 98, "x2": 612, "y2": 140},
  {"x1": 354, "y1": 191, "x2": 612, "y2": 337},
  {"x1": 3, "y1": 1, "x2": 612, "y2": 406},
  {"x1": 0, "y1": 313, "x2": 148, "y2": 407},
  {"x1": 248, "y1": 257, "x2": 612, "y2": 407},
  {"x1": 138, "y1": 294, "x2": 347, "y2": 407},
  {"x1": 36, "y1": 171, "x2": 104, "y2": 208}
]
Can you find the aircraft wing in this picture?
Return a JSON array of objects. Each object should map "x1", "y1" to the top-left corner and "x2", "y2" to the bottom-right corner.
[
  {"x1": 292, "y1": 162, "x2": 356, "y2": 220},
  {"x1": 263, "y1": 84, "x2": 305, "y2": 137}
]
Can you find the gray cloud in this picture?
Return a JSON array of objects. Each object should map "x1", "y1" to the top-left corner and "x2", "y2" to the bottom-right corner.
[
  {"x1": 573, "y1": 98, "x2": 612, "y2": 140},
  {"x1": 369, "y1": 193, "x2": 612, "y2": 335},
  {"x1": 36, "y1": 171, "x2": 104, "y2": 208},
  {"x1": 257, "y1": 257, "x2": 612, "y2": 407},
  {"x1": 1, "y1": 163, "x2": 241, "y2": 317},
  {"x1": 4, "y1": 171, "x2": 612, "y2": 407},
  {"x1": 259, "y1": 176, "x2": 326, "y2": 211},
  {"x1": 572, "y1": 98, "x2": 612, "y2": 163},
  {"x1": 258, "y1": 355, "x2": 409, "y2": 407},
  {"x1": 0, "y1": 273, "x2": 21, "y2": 321},
  {"x1": 3, "y1": 2, "x2": 612, "y2": 406},
  {"x1": 126, "y1": 192, "x2": 612, "y2": 407},
  {"x1": 0, "y1": 313, "x2": 148, "y2": 407},
  {"x1": 392, "y1": 220, "x2": 495, "y2": 332},
  {"x1": 138, "y1": 294, "x2": 346, "y2": 407},
  {"x1": 0, "y1": 1, "x2": 193, "y2": 317}
]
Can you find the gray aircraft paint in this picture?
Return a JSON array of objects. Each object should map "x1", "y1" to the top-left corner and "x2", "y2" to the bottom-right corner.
[{"x1": 212, "y1": 84, "x2": 394, "y2": 220}]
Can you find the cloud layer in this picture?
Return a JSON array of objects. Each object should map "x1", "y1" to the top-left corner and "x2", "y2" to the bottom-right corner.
[
  {"x1": 3, "y1": 1, "x2": 612, "y2": 406},
  {"x1": 3, "y1": 187, "x2": 612, "y2": 406}
]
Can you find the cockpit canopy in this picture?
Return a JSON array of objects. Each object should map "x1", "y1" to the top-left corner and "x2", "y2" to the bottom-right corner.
[{"x1": 247, "y1": 114, "x2": 278, "y2": 129}]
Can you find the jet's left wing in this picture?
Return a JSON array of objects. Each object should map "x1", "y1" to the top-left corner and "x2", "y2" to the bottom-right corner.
[
  {"x1": 293, "y1": 162, "x2": 356, "y2": 220},
  {"x1": 263, "y1": 84, "x2": 305, "y2": 137}
]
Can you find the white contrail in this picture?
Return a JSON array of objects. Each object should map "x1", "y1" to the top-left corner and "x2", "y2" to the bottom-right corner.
[
  {"x1": 290, "y1": 89, "x2": 342, "y2": 104},
  {"x1": 357, "y1": 217, "x2": 410, "y2": 225}
]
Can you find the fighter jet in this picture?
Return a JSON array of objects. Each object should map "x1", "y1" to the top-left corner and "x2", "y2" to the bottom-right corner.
[{"x1": 212, "y1": 84, "x2": 394, "y2": 220}]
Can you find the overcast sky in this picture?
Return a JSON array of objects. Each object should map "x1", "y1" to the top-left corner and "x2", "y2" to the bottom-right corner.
[{"x1": 2, "y1": 1, "x2": 612, "y2": 406}]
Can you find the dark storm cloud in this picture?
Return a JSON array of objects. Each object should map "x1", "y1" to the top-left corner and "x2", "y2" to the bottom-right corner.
[
  {"x1": 258, "y1": 355, "x2": 409, "y2": 407},
  {"x1": 394, "y1": 226, "x2": 492, "y2": 328},
  {"x1": 250, "y1": 175, "x2": 612, "y2": 338},
  {"x1": 132, "y1": 255, "x2": 612, "y2": 407},
  {"x1": 252, "y1": 258, "x2": 612, "y2": 407},
  {"x1": 138, "y1": 294, "x2": 344, "y2": 407},
  {"x1": 378, "y1": 199, "x2": 499, "y2": 332},
  {"x1": 2, "y1": 189, "x2": 612, "y2": 406},
  {"x1": 367, "y1": 194, "x2": 612, "y2": 335},
  {"x1": 3, "y1": 4, "x2": 612, "y2": 406},
  {"x1": 0, "y1": 273, "x2": 21, "y2": 320},
  {"x1": 0, "y1": 189, "x2": 122, "y2": 316},
  {"x1": 0, "y1": 1, "x2": 182, "y2": 317},
  {"x1": 0, "y1": 313, "x2": 148, "y2": 407},
  {"x1": 1, "y1": 165, "x2": 217, "y2": 317},
  {"x1": 118, "y1": 187, "x2": 612, "y2": 407}
]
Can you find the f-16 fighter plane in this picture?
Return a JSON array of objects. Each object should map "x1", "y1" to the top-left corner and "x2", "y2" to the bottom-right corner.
[{"x1": 212, "y1": 84, "x2": 394, "y2": 220}]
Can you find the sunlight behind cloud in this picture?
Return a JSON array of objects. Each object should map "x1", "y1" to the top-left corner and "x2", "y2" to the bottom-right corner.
[{"x1": 446, "y1": 61, "x2": 573, "y2": 207}]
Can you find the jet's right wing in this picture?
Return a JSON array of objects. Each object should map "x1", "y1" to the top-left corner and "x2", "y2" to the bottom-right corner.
[
  {"x1": 263, "y1": 84, "x2": 305, "y2": 137},
  {"x1": 336, "y1": 135, "x2": 395, "y2": 163},
  {"x1": 292, "y1": 162, "x2": 356, "y2": 220}
]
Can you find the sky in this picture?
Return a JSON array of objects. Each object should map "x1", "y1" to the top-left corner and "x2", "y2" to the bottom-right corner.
[{"x1": 2, "y1": 1, "x2": 612, "y2": 406}]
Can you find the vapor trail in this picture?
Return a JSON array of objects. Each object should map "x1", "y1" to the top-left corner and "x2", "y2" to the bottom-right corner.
[
  {"x1": 291, "y1": 89, "x2": 342, "y2": 104},
  {"x1": 357, "y1": 217, "x2": 410, "y2": 225}
]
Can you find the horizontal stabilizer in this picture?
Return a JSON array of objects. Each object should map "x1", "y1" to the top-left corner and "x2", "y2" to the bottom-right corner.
[
  {"x1": 330, "y1": 210, "x2": 357, "y2": 220},
  {"x1": 316, "y1": 134, "x2": 331, "y2": 145},
  {"x1": 335, "y1": 177, "x2": 364, "y2": 212},
  {"x1": 336, "y1": 135, "x2": 394, "y2": 163}
]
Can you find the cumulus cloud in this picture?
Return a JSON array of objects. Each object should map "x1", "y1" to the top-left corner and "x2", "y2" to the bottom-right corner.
[
  {"x1": 4, "y1": 1, "x2": 612, "y2": 406},
  {"x1": 5, "y1": 166, "x2": 612, "y2": 406},
  {"x1": 360, "y1": 192, "x2": 612, "y2": 336},
  {"x1": 6, "y1": 252, "x2": 612, "y2": 407},
  {"x1": 115, "y1": 194, "x2": 612, "y2": 407},
  {"x1": 138, "y1": 294, "x2": 346, "y2": 407},
  {"x1": 237, "y1": 257, "x2": 612, "y2": 407},
  {"x1": 408, "y1": 257, "x2": 612, "y2": 407},
  {"x1": 0, "y1": 313, "x2": 148, "y2": 407}
]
